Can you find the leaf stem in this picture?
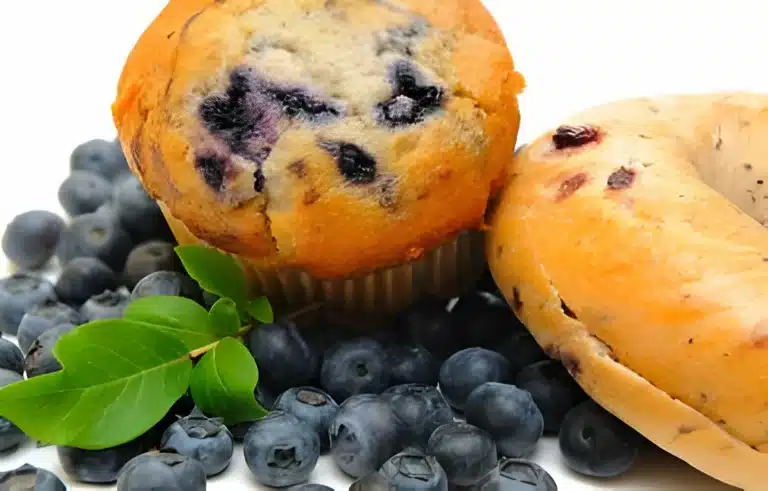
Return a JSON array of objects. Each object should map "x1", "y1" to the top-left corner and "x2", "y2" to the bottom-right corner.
[{"x1": 188, "y1": 326, "x2": 253, "y2": 359}]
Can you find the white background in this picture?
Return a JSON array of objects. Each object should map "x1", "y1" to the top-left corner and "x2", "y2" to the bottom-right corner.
[{"x1": 0, "y1": 0, "x2": 764, "y2": 489}]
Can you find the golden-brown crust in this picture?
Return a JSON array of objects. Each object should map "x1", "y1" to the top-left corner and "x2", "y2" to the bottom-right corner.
[
  {"x1": 113, "y1": 0, "x2": 523, "y2": 278},
  {"x1": 487, "y1": 93, "x2": 768, "y2": 490}
]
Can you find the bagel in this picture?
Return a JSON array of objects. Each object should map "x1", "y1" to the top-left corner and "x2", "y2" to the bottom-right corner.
[{"x1": 486, "y1": 93, "x2": 768, "y2": 490}]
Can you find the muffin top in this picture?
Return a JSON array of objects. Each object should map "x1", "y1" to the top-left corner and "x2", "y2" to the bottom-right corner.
[{"x1": 113, "y1": 0, "x2": 524, "y2": 278}]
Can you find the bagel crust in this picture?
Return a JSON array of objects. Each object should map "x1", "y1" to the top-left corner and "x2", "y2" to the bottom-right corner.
[
  {"x1": 112, "y1": 0, "x2": 523, "y2": 279},
  {"x1": 487, "y1": 93, "x2": 768, "y2": 490}
]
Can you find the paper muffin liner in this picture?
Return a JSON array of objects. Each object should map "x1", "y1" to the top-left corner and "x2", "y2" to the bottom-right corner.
[{"x1": 159, "y1": 203, "x2": 486, "y2": 315}]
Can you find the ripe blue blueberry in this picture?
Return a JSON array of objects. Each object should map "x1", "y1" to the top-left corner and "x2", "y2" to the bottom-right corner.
[
  {"x1": 451, "y1": 291, "x2": 526, "y2": 350},
  {"x1": 398, "y1": 296, "x2": 459, "y2": 361},
  {"x1": 0, "y1": 463, "x2": 66, "y2": 491},
  {"x1": 113, "y1": 175, "x2": 171, "y2": 243},
  {"x1": 558, "y1": 400, "x2": 641, "y2": 478},
  {"x1": 56, "y1": 211, "x2": 134, "y2": 271},
  {"x1": 243, "y1": 410, "x2": 321, "y2": 488},
  {"x1": 117, "y1": 452, "x2": 207, "y2": 491},
  {"x1": 58, "y1": 171, "x2": 113, "y2": 217},
  {"x1": 498, "y1": 458, "x2": 558, "y2": 491},
  {"x1": 426, "y1": 422, "x2": 498, "y2": 488},
  {"x1": 515, "y1": 360, "x2": 587, "y2": 433},
  {"x1": 378, "y1": 449, "x2": 448, "y2": 491},
  {"x1": 245, "y1": 321, "x2": 319, "y2": 395},
  {"x1": 17, "y1": 300, "x2": 81, "y2": 354},
  {"x1": 320, "y1": 338, "x2": 390, "y2": 403},
  {"x1": 0, "y1": 369, "x2": 26, "y2": 452},
  {"x1": 293, "y1": 485, "x2": 335, "y2": 491},
  {"x1": 58, "y1": 432, "x2": 155, "y2": 483},
  {"x1": 70, "y1": 138, "x2": 130, "y2": 182},
  {"x1": 0, "y1": 337, "x2": 24, "y2": 375},
  {"x1": 80, "y1": 289, "x2": 131, "y2": 321},
  {"x1": 438, "y1": 348, "x2": 511, "y2": 411},
  {"x1": 0, "y1": 273, "x2": 57, "y2": 336},
  {"x1": 329, "y1": 394, "x2": 401, "y2": 478},
  {"x1": 274, "y1": 386, "x2": 340, "y2": 452},
  {"x1": 122, "y1": 240, "x2": 182, "y2": 290},
  {"x1": 387, "y1": 344, "x2": 439, "y2": 386},
  {"x1": 160, "y1": 408, "x2": 234, "y2": 477},
  {"x1": 131, "y1": 271, "x2": 203, "y2": 304},
  {"x1": 0, "y1": 368, "x2": 21, "y2": 387},
  {"x1": 495, "y1": 331, "x2": 548, "y2": 374},
  {"x1": 2, "y1": 210, "x2": 66, "y2": 270},
  {"x1": 55, "y1": 257, "x2": 117, "y2": 306},
  {"x1": 465, "y1": 382, "x2": 544, "y2": 458},
  {"x1": 24, "y1": 323, "x2": 77, "y2": 378},
  {"x1": 381, "y1": 384, "x2": 453, "y2": 449}
]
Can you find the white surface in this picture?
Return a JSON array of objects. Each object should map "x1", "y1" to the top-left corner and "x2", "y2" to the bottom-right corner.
[{"x1": 0, "y1": 0, "x2": 763, "y2": 489}]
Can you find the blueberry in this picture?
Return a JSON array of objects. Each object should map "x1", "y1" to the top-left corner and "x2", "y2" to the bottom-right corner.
[
  {"x1": 24, "y1": 323, "x2": 77, "y2": 378},
  {"x1": 426, "y1": 422, "x2": 498, "y2": 488},
  {"x1": 0, "y1": 463, "x2": 67, "y2": 491},
  {"x1": 329, "y1": 394, "x2": 401, "y2": 478},
  {"x1": 381, "y1": 384, "x2": 453, "y2": 449},
  {"x1": 58, "y1": 171, "x2": 113, "y2": 217},
  {"x1": 273, "y1": 387, "x2": 339, "y2": 452},
  {"x1": 226, "y1": 386, "x2": 276, "y2": 440},
  {"x1": 379, "y1": 449, "x2": 448, "y2": 491},
  {"x1": 451, "y1": 291, "x2": 526, "y2": 350},
  {"x1": 58, "y1": 431, "x2": 155, "y2": 484},
  {"x1": 0, "y1": 370, "x2": 26, "y2": 452},
  {"x1": 0, "y1": 368, "x2": 22, "y2": 387},
  {"x1": 320, "y1": 141, "x2": 378, "y2": 184},
  {"x1": 55, "y1": 257, "x2": 117, "y2": 306},
  {"x1": 131, "y1": 271, "x2": 203, "y2": 304},
  {"x1": 398, "y1": 297, "x2": 459, "y2": 361},
  {"x1": 376, "y1": 61, "x2": 443, "y2": 127},
  {"x1": 2, "y1": 210, "x2": 66, "y2": 270},
  {"x1": 17, "y1": 300, "x2": 81, "y2": 354},
  {"x1": 122, "y1": 240, "x2": 183, "y2": 289},
  {"x1": 495, "y1": 331, "x2": 548, "y2": 374},
  {"x1": 117, "y1": 452, "x2": 207, "y2": 491},
  {"x1": 56, "y1": 211, "x2": 134, "y2": 270},
  {"x1": 558, "y1": 400, "x2": 641, "y2": 478},
  {"x1": 388, "y1": 344, "x2": 439, "y2": 386},
  {"x1": 113, "y1": 175, "x2": 171, "y2": 242},
  {"x1": 243, "y1": 410, "x2": 320, "y2": 488},
  {"x1": 0, "y1": 273, "x2": 57, "y2": 336},
  {"x1": 256, "y1": 384, "x2": 277, "y2": 410},
  {"x1": 498, "y1": 458, "x2": 558, "y2": 491},
  {"x1": 292, "y1": 485, "x2": 334, "y2": 491},
  {"x1": 0, "y1": 337, "x2": 24, "y2": 375},
  {"x1": 160, "y1": 407, "x2": 234, "y2": 477},
  {"x1": 80, "y1": 289, "x2": 131, "y2": 321},
  {"x1": 245, "y1": 321, "x2": 319, "y2": 394},
  {"x1": 202, "y1": 291, "x2": 219, "y2": 309},
  {"x1": 320, "y1": 338, "x2": 390, "y2": 403},
  {"x1": 515, "y1": 360, "x2": 587, "y2": 434},
  {"x1": 70, "y1": 138, "x2": 130, "y2": 181},
  {"x1": 464, "y1": 382, "x2": 544, "y2": 458},
  {"x1": 438, "y1": 348, "x2": 511, "y2": 411}
]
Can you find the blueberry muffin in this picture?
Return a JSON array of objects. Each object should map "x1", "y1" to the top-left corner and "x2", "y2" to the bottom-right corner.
[{"x1": 112, "y1": 0, "x2": 524, "y2": 313}]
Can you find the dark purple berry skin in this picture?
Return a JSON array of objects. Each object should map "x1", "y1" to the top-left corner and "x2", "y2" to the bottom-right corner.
[
  {"x1": 320, "y1": 141, "x2": 378, "y2": 184},
  {"x1": 58, "y1": 432, "x2": 156, "y2": 484},
  {"x1": 379, "y1": 449, "x2": 449, "y2": 491},
  {"x1": 498, "y1": 458, "x2": 558, "y2": 491},
  {"x1": 2, "y1": 210, "x2": 66, "y2": 270},
  {"x1": 0, "y1": 370, "x2": 26, "y2": 452},
  {"x1": 451, "y1": 291, "x2": 526, "y2": 350},
  {"x1": 245, "y1": 321, "x2": 320, "y2": 395},
  {"x1": 438, "y1": 348, "x2": 511, "y2": 412},
  {"x1": 130, "y1": 271, "x2": 203, "y2": 304},
  {"x1": 56, "y1": 211, "x2": 134, "y2": 271},
  {"x1": 398, "y1": 297, "x2": 459, "y2": 361},
  {"x1": 160, "y1": 408, "x2": 234, "y2": 477},
  {"x1": 70, "y1": 138, "x2": 130, "y2": 182},
  {"x1": 376, "y1": 61, "x2": 444, "y2": 127},
  {"x1": 426, "y1": 422, "x2": 498, "y2": 488},
  {"x1": 55, "y1": 257, "x2": 117, "y2": 306},
  {"x1": 464, "y1": 382, "x2": 544, "y2": 458},
  {"x1": 387, "y1": 344, "x2": 439, "y2": 386},
  {"x1": 0, "y1": 273, "x2": 57, "y2": 336},
  {"x1": 552, "y1": 125, "x2": 600, "y2": 150},
  {"x1": 320, "y1": 338, "x2": 391, "y2": 403},
  {"x1": 24, "y1": 323, "x2": 77, "y2": 378},
  {"x1": 58, "y1": 171, "x2": 113, "y2": 217},
  {"x1": 273, "y1": 387, "x2": 340, "y2": 452},
  {"x1": 559, "y1": 400, "x2": 641, "y2": 478},
  {"x1": 329, "y1": 394, "x2": 402, "y2": 478},
  {"x1": 515, "y1": 360, "x2": 587, "y2": 434},
  {"x1": 122, "y1": 240, "x2": 182, "y2": 289},
  {"x1": 117, "y1": 452, "x2": 206, "y2": 491},
  {"x1": 17, "y1": 300, "x2": 81, "y2": 354},
  {"x1": 0, "y1": 463, "x2": 67, "y2": 491},
  {"x1": 112, "y1": 175, "x2": 172, "y2": 243},
  {"x1": 495, "y1": 330, "x2": 549, "y2": 374},
  {"x1": 80, "y1": 289, "x2": 131, "y2": 321},
  {"x1": 0, "y1": 337, "x2": 24, "y2": 375},
  {"x1": 381, "y1": 384, "x2": 454, "y2": 450}
]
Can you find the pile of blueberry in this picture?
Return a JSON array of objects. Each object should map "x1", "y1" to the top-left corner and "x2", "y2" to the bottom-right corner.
[{"x1": 0, "y1": 137, "x2": 645, "y2": 490}]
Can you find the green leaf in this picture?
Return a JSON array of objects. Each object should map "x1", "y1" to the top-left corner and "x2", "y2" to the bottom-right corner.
[
  {"x1": 175, "y1": 245, "x2": 248, "y2": 307},
  {"x1": 123, "y1": 296, "x2": 217, "y2": 351},
  {"x1": 0, "y1": 320, "x2": 193, "y2": 450},
  {"x1": 189, "y1": 337, "x2": 267, "y2": 425},
  {"x1": 247, "y1": 296, "x2": 274, "y2": 324},
  {"x1": 208, "y1": 298, "x2": 241, "y2": 337}
]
